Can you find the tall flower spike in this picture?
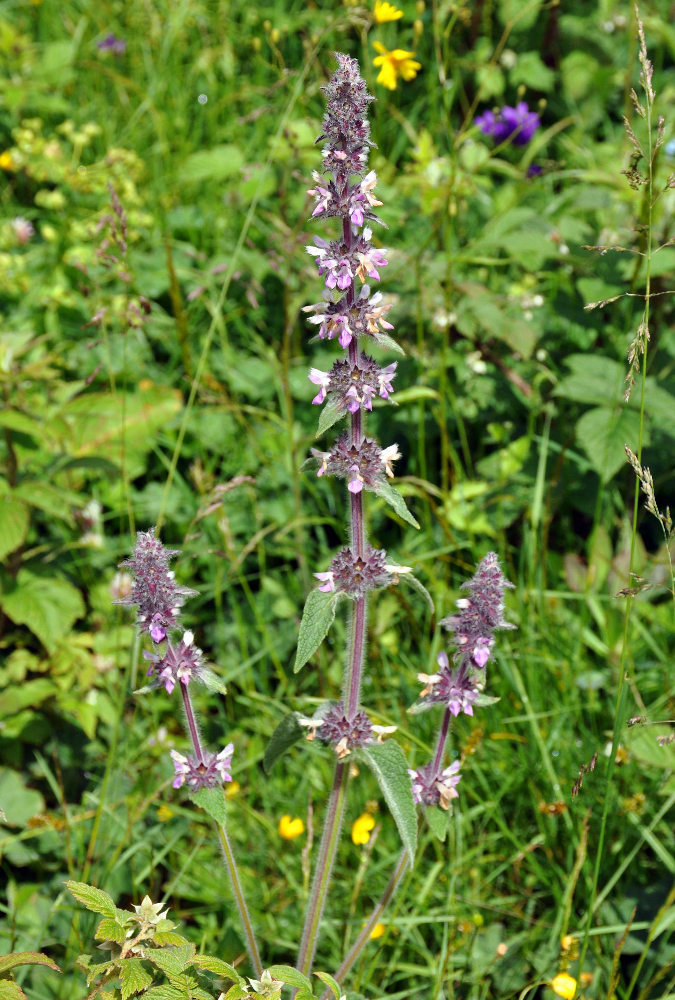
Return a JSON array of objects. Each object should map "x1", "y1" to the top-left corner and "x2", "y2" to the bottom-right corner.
[{"x1": 115, "y1": 529, "x2": 197, "y2": 643}]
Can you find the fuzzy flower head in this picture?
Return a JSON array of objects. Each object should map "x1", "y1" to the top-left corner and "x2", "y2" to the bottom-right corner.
[
  {"x1": 409, "y1": 760, "x2": 462, "y2": 810},
  {"x1": 316, "y1": 703, "x2": 374, "y2": 758},
  {"x1": 309, "y1": 353, "x2": 397, "y2": 413},
  {"x1": 314, "y1": 545, "x2": 393, "y2": 599},
  {"x1": 115, "y1": 529, "x2": 197, "y2": 643},
  {"x1": 143, "y1": 631, "x2": 206, "y2": 694},
  {"x1": 170, "y1": 744, "x2": 234, "y2": 790},
  {"x1": 318, "y1": 52, "x2": 375, "y2": 177},
  {"x1": 302, "y1": 286, "x2": 394, "y2": 350},
  {"x1": 312, "y1": 433, "x2": 400, "y2": 493},
  {"x1": 372, "y1": 42, "x2": 421, "y2": 90},
  {"x1": 439, "y1": 552, "x2": 515, "y2": 672},
  {"x1": 475, "y1": 101, "x2": 540, "y2": 146}
]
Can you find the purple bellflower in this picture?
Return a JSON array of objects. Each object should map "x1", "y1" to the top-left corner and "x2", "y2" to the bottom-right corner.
[
  {"x1": 97, "y1": 33, "x2": 127, "y2": 55},
  {"x1": 475, "y1": 101, "x2": 540, "y2": 146}
]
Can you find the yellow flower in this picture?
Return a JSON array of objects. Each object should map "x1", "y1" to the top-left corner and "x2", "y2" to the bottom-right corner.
[
  {"x1": 0, "y1": 151, "x2": 14, "y2": 171},
  {"x1": 278, "y1": 814, "x2": 305, "y2": 839},
  {"x1": 351, "y1": 812, "x2": 376, "y2": 845},
  {"x1": 550, "y1": 973, "x2": 577, "y2": 999},
  {"x1": 369, "y1": 921, "x2": 385, "y2": 939},
  {"x1": 372, "y1": 42, "x2": 421, "y2": 90},
  {"x1": 225, "y1": 779, "x2": 240, "y2": 799},
  {"x1": 156, "y1": 804, "x2": 174, "y2": 822},
  {"x1": 374, "y1": 0, "x2": 404, "y2": 22}
]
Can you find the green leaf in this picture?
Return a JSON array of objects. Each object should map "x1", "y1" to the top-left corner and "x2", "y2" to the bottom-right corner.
[
  {"x1": 314, "y1": 970, "x2": 343, "y2": 997},
  {"x1": 0, "y1": 495, "x2": 29, "y2": 561},
  {"x1": 294, "y1": 588, "x2": 341, "y2": 673},
  {"x1": 200, "y1": 668, "x2": 227, "y2": 696},
  {"x1": 0, "y1": 571, "x2": 85, "y2": 654},
  {"x1": 0, "y1": 952, "x2": 60, "y2": 976},
  {"x1": 359, "y1": 742, "x2": 417, "y2": 861},
  {"x1": 425, "y1": 805, "x2": 449, "y2": 842},
  {"x1": 371, "y1": 481, "x2": 419, "y2": 529},
  {"x1": 191, "y1": 955, "x2": 241, "y2": 982},
  {"x1": 316, "y1": 399, "x2": 344, "y2": 437},
  {"x1": 0, "y1": 980, "x2": 24, "y2": 1000},
  {"x1": 95, "y1": 918, "x2": 126, "y2": 945},
  {"x1": 12, "y1": 481, "x2": 77, "y2": 525},
  {"x1": 371, "y1": 331, "x2": 405, "y2": 355},
  {"x1": 263, "y1": 714, "x2": 305, "y2": 773},
  {"x1": 190, "y1": 786, "x2": 227, "y2": 827},
  {"x1": 576, "y1": 406, "x2": 643, "y2": 482},
  {"x1": 66, "y1": 882, "x2": 117, "y2": 918},
  {"x1": 120, "y1": 958, "x2": 153, "y2": 1000},
  {"x1": 267, "y1": 966, "x2": 313, "y2": 991},
  {"x1": 399, "y1": 573, "x2": 434, "y2": 615},
  {"x1": 177, "y1": 145, "x2": 245, "y2": 185},
  {"x1": 0, "y1": 768, "x2": 45, "y2": 827},
  {"x1": 147, "y1": 949, "x2": 188, "y2": 978}
]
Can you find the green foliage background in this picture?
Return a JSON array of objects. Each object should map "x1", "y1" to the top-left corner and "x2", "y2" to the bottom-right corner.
[{"x1": 1, "y1": 0, "x2": 674, "y2": 997}]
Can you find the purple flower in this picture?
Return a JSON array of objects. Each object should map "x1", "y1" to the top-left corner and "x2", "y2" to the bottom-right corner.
[
  {"x1": 308, "y1": 353, "x2": 397, "y2": 414},
  {"x1": 316, "y1": 546, "x2": 393, "y2": 598},
  {"x1": 311, "y1": 433, "x2": 400, "y2": 492},
  {"x1": 144, "y1": 630, "x2": 205, "y2": 694},
  {"x1": 115, "y1": 529, "x2": 198, "y2": 644},
  {"x1": 170, "y1": 744, "x2": 234, "y2": 790},
  {"x1": 409, "y1": 760, "x2": 462, "y2": 810},
  {"x1": 476, "y1": 101, "x2": 540, "y2": 146},
  {"x1": 97, "y1": 33, "x2": 126, "y2": 55}
]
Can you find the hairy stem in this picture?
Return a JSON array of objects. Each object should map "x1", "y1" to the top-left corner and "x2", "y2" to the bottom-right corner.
[
  {"x1": 216, "y1": 822, "x2": 263, "y2": 977},
  {"x1": 296, "y1": 761, "x2": 350, "y2": 977}
]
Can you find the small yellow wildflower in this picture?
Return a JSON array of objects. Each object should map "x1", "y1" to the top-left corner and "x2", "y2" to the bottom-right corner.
[
  {"x1": 225, "y1": 779, "x2": 240, "y2": 799},
  {"x1": 372, "y1": 42, "x2": 421, "y2": 90},
  {"x1": 550, "y1": 973, "x2": 577, "y2": 1000},
  {"x1": 278, "y1": 814, "x2": 305, "y2": 839},
  {"x1": 369, "y1": 922, "x2": 385, "y2": 939},
  {"x1": 0, "y1": 151, "x2": 14, "y2": 171},
  {"x1": 351, "y1": 812, "x2": 376, "y2": 845},
  {"x1": 156, "y1": 804, "x2": 174, "y2": 822},
  {"x1": 374, "y1": 0, "x2": 404, "y2": 23}
]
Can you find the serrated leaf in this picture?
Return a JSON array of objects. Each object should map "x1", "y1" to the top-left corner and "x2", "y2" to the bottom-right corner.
[
  {"x1": 145, "y1": 951, "x2": 182, "y2": 979},
  {"x1": 263, "y1": 713, "x2": 305, "y2": 773},
  {"x1": 267, "y1": 966, "x2": 313, "y2": 991},
  {"x1": 0, "y1": 952, "x2": 60, "y2": 975},
  {"x1": 314, "y1": 970, "x2": 342, "y2": 997},
  {"x1": 360, "y1": 742, "x2": 417, "y2": 861},
  {"x1": 425, "y1": 805, "x2": 449, "y2": 842},
  {"x1": 95, "y1": 918, "x2": 126, "y2": 945},
  {"x1": 221, "y1": 985, "x2": 250, "y2": 1000},
  {"x1": 153, "y1": 932, "x2": 188, "y2": 947},
  {"x1": 399, "y1": 573, "x2": 434, "y2": 614},
  {"x1": 12, "y1": 481, "x2": 77, "y2": 526},
  {"x1": 191, "y1": 955, "x2": 241, "y2": 982},
  {"x1": 316, "y1": 399, "x2": 344, "y2": 437},
  {"x1": 66, "y1": 881, "x2": 117, "y2": 918},
  {"x1": 294, "y1": 588, "x2": 340, "y2": 673},
  {"x1": 190, "y1": 785, "x2": 227, "y2": 827},
  {"x1": 0, "y1": 495, "x2": 29, "y2": 561},
  {"x1": 0, "y1": 979, "x2": 24, "y2": 1000},
  {"x1": 135, "y1": 986, "x2": 185, "y2": 1000},
  {"x1": 371, "y1": 481, "x2": 419, "y2": 529},
  {"x1": 1, "y1": 571, "x2": 85, "y2": 654},
  {"x1": 120, "y1": 958, "x2": 153, "y2": 1000}
]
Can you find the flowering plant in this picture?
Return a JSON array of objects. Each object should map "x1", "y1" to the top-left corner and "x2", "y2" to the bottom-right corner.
[{"x1": 67, "y1": 52, "x2": 514, "y2": 1000}]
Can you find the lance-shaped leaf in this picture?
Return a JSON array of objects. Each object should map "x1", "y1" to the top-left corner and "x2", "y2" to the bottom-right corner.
[
  {"x1": 316, "y1": 399, "x2": 344, "y2": 437},
  {"x1": 359, "y1": 741, "x2": 417, "y2": 861},
  {"x1": 191, "y1": 786, "x2": 227, "y2": 827},
  {"x1": 371, "y1": 480, "x2": 419, "y2": 529},
  {"x1": 294, "y1": 588, "x2": 342, "y2": 673},
  {"x1": 372, "y1": 331, "x2": 405, "y2": 355},
  {"x1": 264, "y1": 713, "x2": 305, "y2": 773}
]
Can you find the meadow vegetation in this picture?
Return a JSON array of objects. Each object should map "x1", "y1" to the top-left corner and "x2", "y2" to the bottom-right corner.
[{"x1": 0, "y1": 1, "x2": 674, "y2": 998}]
